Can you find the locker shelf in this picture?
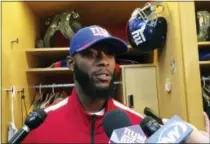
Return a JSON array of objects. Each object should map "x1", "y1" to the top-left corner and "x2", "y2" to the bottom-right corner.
[
  {"x1": 26, "y1": 68, "x2": 71, "y2": 75},
  {"x1": 198, "y1": 41, "x2": 210, "y2": 47},
  {"x1": 25, "y1": 48, "x2": 69, "y2": 56},
  {"x1": 26, "y1": 45, "x2": 133, "y2": 55},
  {"x1": 25, "y1": 45, "x2": 154, "y2": 67},
  {"x1": 199, "y1": 61, "x2": 210, "y2": 68},
  {"x1": 25, "y1": 46, "x2": 140, "y2": 58}
]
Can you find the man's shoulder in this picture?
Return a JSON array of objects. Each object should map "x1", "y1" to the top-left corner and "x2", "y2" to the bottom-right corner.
[
  {"x1": 22, "y1": 97, "x2": 70, "y2": 143},
  {"x1": 42, "y1": 97, "x2": 70, "y2": 124},
  {"x1": 111, "y1": 99, "x2": 144, "y2": 124},
  {"x1": 45, "y1": 97, "x2": 69, "y2": 113}
]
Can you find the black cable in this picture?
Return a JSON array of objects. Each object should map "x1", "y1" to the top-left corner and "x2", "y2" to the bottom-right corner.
[
  {"x1": 23, "y1": 96, "x2": 28, "y2": 116},
  {"x1": 21, "y1": 92, "x2": 28, "y2": 116},
  {"x1": 20, "y1": 90, "x2": 28, "y2": 126}
]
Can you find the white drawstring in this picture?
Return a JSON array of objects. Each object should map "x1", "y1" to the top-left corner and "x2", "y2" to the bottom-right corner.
[
  {"x1": 8, "y1": 86, "x2": 18, "y2": 142},
  {"x1": 11, "y1": 86, "x2": 15, "y2": 124}
]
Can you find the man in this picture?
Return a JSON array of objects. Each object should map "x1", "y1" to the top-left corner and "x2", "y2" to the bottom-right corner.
[{"x1": 23, "y1": 25, "x2": 143, "y2": 143}]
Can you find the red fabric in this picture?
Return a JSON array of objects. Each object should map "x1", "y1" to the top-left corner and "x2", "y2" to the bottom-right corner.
[
  {"x1": 53, "y1": 61, "x2": 61, "y2": 68},
  {"x1": 115, "y1": 64, "x2": 121, "y2": 74},
  {"x1": 22, "y1": 88, "x2": 143, "y2": 143}
]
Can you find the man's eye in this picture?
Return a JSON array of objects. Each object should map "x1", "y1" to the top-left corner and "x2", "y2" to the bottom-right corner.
[
  {"x1": 105, "y1": 51, "x2": 115, "y2": 57},
  {"x1": 82, "y1": 51, "x2": 97, "y2": 57}
]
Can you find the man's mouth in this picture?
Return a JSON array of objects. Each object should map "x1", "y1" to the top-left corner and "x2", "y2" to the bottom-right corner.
[
  {"x1": 95, "y1": 74, "x2": 111, "y2": 81},
  {"x1": 93, "y1": 71, "x2": 112, "y2": 82}
]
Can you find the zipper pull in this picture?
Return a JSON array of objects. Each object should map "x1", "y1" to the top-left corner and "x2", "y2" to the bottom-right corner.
[{"x1": 91, "y1": 114, "x2": 97, "y2": 121}]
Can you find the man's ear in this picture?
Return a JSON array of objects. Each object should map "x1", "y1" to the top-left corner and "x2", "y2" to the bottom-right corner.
[{"x1": 67, "y1": 56, "x2": 74, "y2": 71}]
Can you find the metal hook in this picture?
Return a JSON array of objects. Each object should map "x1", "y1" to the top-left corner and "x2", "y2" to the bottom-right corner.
[
  {"x1": 10, "y1": 38, "x2": 19, "y2": 44},
  {"x1": 4, "y1": 87, "x2": 12, "y2": 92},
  {"x1": 17, "y1": 88, "x2": 24, "y2": 95},
  {"x1": 4, "y1": 86, "x2": 16, "y2": 98}
]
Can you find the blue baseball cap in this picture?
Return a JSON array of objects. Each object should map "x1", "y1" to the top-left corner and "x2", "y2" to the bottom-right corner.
[{"x1": 69, "y1": 25, "x2": 128, "y2": 56}]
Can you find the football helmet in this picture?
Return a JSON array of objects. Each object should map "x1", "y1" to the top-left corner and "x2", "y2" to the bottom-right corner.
[{"x1": 127, "y1": 2, "x2": 167, "y2": 53}]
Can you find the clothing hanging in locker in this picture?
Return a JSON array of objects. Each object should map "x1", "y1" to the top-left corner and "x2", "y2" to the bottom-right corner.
[
  {"x1": 201, "y1": 76, "x2": 210, "y2": 119},
  {"x1": 29, "y1": 84, "x2": 70, "y2": 113}
]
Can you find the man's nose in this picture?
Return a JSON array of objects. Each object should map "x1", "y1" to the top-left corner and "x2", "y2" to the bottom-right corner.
[{"x1": 97, "y1": 52, "x2": 109, "y2": 67}]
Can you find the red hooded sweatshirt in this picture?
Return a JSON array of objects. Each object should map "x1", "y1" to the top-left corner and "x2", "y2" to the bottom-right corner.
[{"x1": 23, "y1": 88, "x2": 143, "y2": 143}]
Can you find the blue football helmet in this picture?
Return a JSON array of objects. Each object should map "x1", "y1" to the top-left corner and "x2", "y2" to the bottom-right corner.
[{"x1": 127, "y1": 2, "x2": 167, "y2": 53}]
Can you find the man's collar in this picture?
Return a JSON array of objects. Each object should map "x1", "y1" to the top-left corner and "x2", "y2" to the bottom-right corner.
[
  {"x1": 88, "y1": 108, "x2": 105, "y2": 116},
  {"x1": 68, "y1": 88, "x2": 116, "y2": 117}
]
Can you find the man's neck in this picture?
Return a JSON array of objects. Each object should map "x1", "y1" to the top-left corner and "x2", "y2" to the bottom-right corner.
[{"x1": 75, "y1": 81, "x2": 107, "y2": 113}]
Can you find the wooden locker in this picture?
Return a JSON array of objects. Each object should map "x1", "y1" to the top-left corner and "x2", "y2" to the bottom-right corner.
[{"x1": 121, "y1": 65, "x2": 159, "y2": 115}]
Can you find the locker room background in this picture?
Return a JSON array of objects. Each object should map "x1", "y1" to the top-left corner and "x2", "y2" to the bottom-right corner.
[{"x1": 2, "y1": 1, "x2": 209, "y2": 143}]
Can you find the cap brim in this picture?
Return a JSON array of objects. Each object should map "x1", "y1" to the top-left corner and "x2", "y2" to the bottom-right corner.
[{"x1": 76, "y1": 37, "x2": 128, "y2": 55}]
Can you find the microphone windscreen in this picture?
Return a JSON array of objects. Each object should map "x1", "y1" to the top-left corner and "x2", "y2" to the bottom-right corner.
[
  {"x1": 102, "y1": 109, "x2": 131, "y2": 138},
  {"x1": 25, "y1": 108, "x2": 47, "y2": 130},
  {"x1": 144, "y1": 107, "x2": 163, "y2": 124},
  {"x1": 35, "y1": 108, "x2": 47, "y2": 118},
  {"x1": 140, "y1": 116, "x2": 161, "y2": 137}
]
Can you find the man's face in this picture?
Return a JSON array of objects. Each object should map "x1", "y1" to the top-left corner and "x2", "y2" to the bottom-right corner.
[{"x1": 71, "y1": 44, "x2": 117, "y2": 100}]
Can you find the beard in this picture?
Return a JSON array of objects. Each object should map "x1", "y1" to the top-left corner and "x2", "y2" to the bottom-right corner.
[{"x1": 73, "y1": 64, "x2": 117, "y2": 101}]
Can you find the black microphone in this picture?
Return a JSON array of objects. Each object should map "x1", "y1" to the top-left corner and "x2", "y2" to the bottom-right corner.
[
  {"x1": 9, "y1": 108, "x2": 47, "y2": 144},
  {"x1": 103, "y1": 109, "x2": 148, "y2": 143},
  {"x1": 102, "y1": 109, "x2": 131, "y2": 138},
  {"x1": 144, "y1": 107, "x2": 163, "y2": 125},
  {"x1": 140, "y1": 116, "x2": 161, "y2": 137},
  {"x1": 140, "y1": 114, "x2": 193, "y2": 143},
  {"x1": 141, "y1": 107, "x2": 194, "y2": 143}
]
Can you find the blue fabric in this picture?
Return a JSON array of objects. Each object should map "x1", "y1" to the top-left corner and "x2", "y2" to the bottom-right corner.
[
  {"x1": 199, "y1": 51, "x2": 210, "y2": 61},
  {"x1": 69, "y1": 25, "x2": 128, "y2": 56},
  {"x1": 61, "y1": 60, "x2": 67, "y2": 67}
]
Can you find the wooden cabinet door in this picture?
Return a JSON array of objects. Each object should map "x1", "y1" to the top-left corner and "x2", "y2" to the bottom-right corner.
[{"x1": 121, "y1": 65, "x2": 159, "y2": 115}]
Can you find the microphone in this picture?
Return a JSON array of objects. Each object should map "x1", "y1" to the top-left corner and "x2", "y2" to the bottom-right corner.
[
  {"x1": 144, "y1": 107, "x2": 163, "y2": 125},
  {"x1": 140, "y1": 116, "x2": 161, "y2": 137},
  {"x1": 102, "y1": 109, "x2": 147, "y2": 143},
  {"x1": 102, "y1": 109, "x2": 131, "y2": 138},
  {"x1": 144, "y1": 115, "x2": 193, "y2": 143},
  {"x1": 9, "y1": 108, "x2": 47, "y2": 144},
  {"x1": 109, "y1": 125, "x2": 148, "y2": 143}
]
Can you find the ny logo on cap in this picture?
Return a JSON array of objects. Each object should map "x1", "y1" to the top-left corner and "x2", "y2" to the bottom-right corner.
[{"x1": 90, "y1": 27, "x2": 110, "y2": 37}]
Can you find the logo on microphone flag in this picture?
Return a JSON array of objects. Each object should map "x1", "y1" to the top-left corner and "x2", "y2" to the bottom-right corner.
[
  {"x1": 146, "y1": 115, "x2": 193, "y2": 143},
  {"x1": 109, "y1": 125, "x2": 147, "y2": 143}
]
